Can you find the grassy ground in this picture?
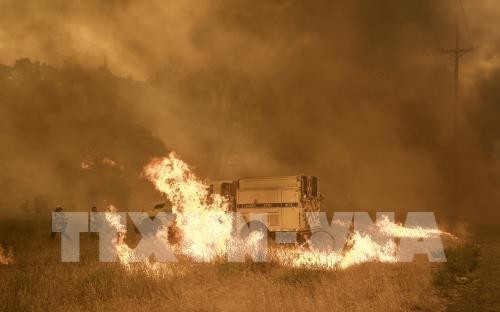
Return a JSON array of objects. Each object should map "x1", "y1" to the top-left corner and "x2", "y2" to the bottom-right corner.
[{"x1": 0, "y1": 218, "x2": 449, "y2": 312}]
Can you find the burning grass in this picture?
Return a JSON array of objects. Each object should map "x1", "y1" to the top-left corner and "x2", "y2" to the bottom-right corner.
[{"x1": 0, "y1": 218, "x2": 449, "y2": 312}]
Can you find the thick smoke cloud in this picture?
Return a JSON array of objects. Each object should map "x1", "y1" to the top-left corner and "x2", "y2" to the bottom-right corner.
[
  {"x1": 0, "y1": 60, "x2": 166, "y2": 214},
  {"x1": 0, "y1": 0, "x2": 499, "y2": 226}
]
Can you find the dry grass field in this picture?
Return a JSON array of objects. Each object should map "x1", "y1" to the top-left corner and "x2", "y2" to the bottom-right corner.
[{"x1": 0, "y1": 217, "x2": 474, "y2": 312}]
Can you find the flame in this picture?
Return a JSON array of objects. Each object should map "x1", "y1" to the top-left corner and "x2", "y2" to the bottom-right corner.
[
  {"x1": 274, "y1": 216, "x2": 450, "y2": 270},
  {"x1": 142, "y1": 152, "x2": 233, "y2": 261},
  {"x1": 80, "y1": 161, "x2": 92, "y2": 170},
  {"x1": 274, "y1": 231, "x2": 398, "y2": 270},
  {"x1": 104, "y1": 205, "x2": 135, "y2": 266},
  {"x1": 377, "y1": 215, "x2": 455, "y2": 239},
  {"x1": 104, "y1": 205, "x2": 178, "y2": 277},
  {"x1": 0, "y1": 244, "x2": 14, "y2": 265},
  {"x1": 80, "y1": 157, "x2": 123, "y2": 170}
]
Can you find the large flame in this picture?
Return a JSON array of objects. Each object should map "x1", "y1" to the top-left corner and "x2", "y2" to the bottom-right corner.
[{"x1": 142, "y1": 152, "x2": 234, "y2": 261}]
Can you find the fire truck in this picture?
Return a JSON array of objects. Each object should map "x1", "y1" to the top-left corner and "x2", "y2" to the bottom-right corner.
[{"x1": 210, "y1": 175, "x2": 322, "y2": 234}]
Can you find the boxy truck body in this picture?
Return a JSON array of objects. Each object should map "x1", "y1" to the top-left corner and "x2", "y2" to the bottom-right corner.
[{"x1": 234, "y1": 175, "x2": 321, "y2": 233}]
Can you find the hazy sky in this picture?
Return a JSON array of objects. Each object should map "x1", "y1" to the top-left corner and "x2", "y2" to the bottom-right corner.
[
  {"x1": 0, "y1": 0, "x2": 499, "y2": 226},
  {"x1": 0, "y1": 0, "x2": 496, "y2": 80}
]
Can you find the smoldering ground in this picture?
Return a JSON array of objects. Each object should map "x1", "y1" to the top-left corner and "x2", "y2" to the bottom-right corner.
[{"x1": 0, "y1": 0, "x2": 499, "y2": 227}]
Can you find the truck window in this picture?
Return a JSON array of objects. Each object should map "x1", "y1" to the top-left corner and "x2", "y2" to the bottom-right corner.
[
  {"x1": 301, "y1": 176, "x2": 318, "y2": 197},
  {"x1": 221, "y1": 183, "x2": 233, "y2": 197}
]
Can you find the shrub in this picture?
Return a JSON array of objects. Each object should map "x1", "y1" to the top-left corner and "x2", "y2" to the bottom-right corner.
[{"x1": 434, "y1": 243, "x2": 480, "y2": 287}]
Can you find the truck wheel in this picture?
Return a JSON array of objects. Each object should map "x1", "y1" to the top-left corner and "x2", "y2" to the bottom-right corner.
[{"x1": 297, "y1": 231, "x2": 311, "y2": 244}]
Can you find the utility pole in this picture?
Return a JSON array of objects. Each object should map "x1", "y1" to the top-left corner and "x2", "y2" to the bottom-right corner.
[{"x1": 441, "y1": 24, "x2": 473, "y2": 123}]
